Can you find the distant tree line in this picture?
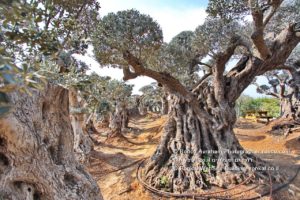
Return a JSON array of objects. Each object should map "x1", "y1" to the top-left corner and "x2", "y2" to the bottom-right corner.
[{"x1": 236, "y1": 95, "x2": 280, "y2": 118}]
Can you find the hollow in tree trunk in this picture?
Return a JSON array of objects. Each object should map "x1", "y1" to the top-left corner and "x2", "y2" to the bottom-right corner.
[
  {"x1": 0, "y1": 84, "x2": 102, "y2": 199},
  {"x1": 143, "y1": 94, "x2": 282, "y2": 193}
]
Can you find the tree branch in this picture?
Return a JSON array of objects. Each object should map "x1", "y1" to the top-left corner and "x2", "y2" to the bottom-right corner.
[
  {"x1": 263, "y1": 0, "x2": 283, "y2": 26},
  {"x1": 227, "y1": 22, "x2": 300, "y2": 102},
  {"x1": 122, "y1": 50, "x2": 215, "y2": 122},
  {"x1": 249, "y1": 0, "x2": 271, "y2": 60},
  {"x1": 196, "y1": 61, "x2": 212, "y2": 69},
  {"x1": 226, "y1": 55, "x2": 250, "y2": 77},
  {"x1": 213, "y1": 35, "x2": 244, "y2": 102},
  {"x1": 122, "y1": 51, "x2": 191, "y2": 98},
  {"x1": 122, "y1": 66, "x2": 139, "y2": 81},
  {"x1": 275, "y1": 65, "x2": 296, "y2": 73},
  {"x1": 268, "y1": 22, "x2": 300, "y2": 69},
  {"x1": 215, "y1": 36, "x2": 243, "y2": 71},
  {"x1": 279, "y1": 83, "x2": 285, "y2": 98},
  {"x1": 254, "y1": 82, "x2": 280, "y2": 98},
  {"x1": 61, "y1": 2, "x2": 87, "y2": 48},
  {"x1": 266, "y1": 92, "x2": 280, "y2": 98},
  {"x1": 192, "y1": 73, "x2": 212, "y2": 93}
]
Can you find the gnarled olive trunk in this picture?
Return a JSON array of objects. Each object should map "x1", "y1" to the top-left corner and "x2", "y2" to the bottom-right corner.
[
  {"x1": 143, "y1": 94, "x2": 281, "y2": 193},
  {"x1": 69, "y1": 87, "x2": 93, "y2": 163},
  {"x1": 278, "y1": 70, "x2": 300, "y2": 120},
  {"x1": 0, "y1": 84, "x2": 102, "y2": 199},
  {"x1": 161, "y1": 94, "x2": 169, "y2": 115},
  {"x1": 280, "y1": 97, "x2": 296, "y2": 118},
  {"x1": 109, "y1": 101, "x2": 129, "y2": 136}
]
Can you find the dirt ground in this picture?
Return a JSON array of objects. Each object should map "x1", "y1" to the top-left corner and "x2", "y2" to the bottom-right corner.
[{"x1": 87, "y1": 116, "x2": 300, "y2": 200}]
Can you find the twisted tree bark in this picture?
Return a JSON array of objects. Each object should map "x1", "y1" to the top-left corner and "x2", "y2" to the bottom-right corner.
[
  {"x1": 0, "y1": 84, "x2": 102, "y2": 199},
  {"x1": 143, "y1": 93, "x2": 281, "y2": 193},
  {"x1": 69, "y1": 87, "x2": 93, "y2": 164},
  {"x1": 280, "y1": 69, "x2": 300, "y2": 119},
  {"x1": 161, "y1": 93, "x2": 169, "y2": 115},
  {"x1": 122, "y1": 22, "x2": 300, "y2": 193}
]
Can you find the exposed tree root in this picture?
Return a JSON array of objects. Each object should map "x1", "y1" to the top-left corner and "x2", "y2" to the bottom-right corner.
[
  {"x1": 269, "y1": 118, "x2": 300, "y2": 136},
  {"x1": 137, "y1": 159, "x2": 300, "y2": 199}
]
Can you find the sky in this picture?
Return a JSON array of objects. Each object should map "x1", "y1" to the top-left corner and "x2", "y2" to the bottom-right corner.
[{"x1": 79, "y1": 0, "x2": 265, "y2": 97}]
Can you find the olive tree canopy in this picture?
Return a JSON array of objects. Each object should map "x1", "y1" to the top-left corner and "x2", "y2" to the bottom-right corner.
[{"x1": 91, "y1": 1, "x2": 300, "y2": 195}]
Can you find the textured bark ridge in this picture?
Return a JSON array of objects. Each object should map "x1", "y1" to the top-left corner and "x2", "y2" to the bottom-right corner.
[
  {"x1": 280, "y1": 70, "x2": 300, "y2": 120},
  {"x1": 160, "y1": 94, "x2": 169, "y2": 115},
  {"x1": 143, "y1": 94, "x2": 283, "y2": 193},
  {"x1": 0, "y1": 84, "x2": 102, "y2": 200},
  {"x1": 109, "y1": 101, "x2": 129, "y2": 137},
  {"x1": 69, "y1": 87, "x2": 93, "y2": 164},
  {"x1": 280, "y1": 96, "x2": 300, "y2": 119}
]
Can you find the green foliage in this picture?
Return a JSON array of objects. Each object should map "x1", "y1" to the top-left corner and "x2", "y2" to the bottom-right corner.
[
  {"x1": 0, "y1": 0, "x2": 99, "y2": 116},
  {"x1": 168, "y1": 31, "x2": 195, "y2": 62},
  {"x1": 260, "y1": 98, "x2": 280, "y2": 117},
  {"x1": 265, "y1": 0, "x2": 300, "y2": 35},
  {"x1": 159, "y1": 176, "x2": 169, "y2": 188},
  {"x1": 74, "y1": 72, "x2": 133, "y2": 117},
  {"x1": 1, "y1": 0, "x2": 99, "y2": 55},
  {"x1": 236, "y1": 95, "x2": 280, "y2": 117},
  {"x1": 207, "y1": 0, "x2": 248, "y2": 21},
  {"x1": 202, "y1": 154, "x2": 215, "y2": 173},
  {"x1": 193, "y1": 17, "x2": 249, "y2": 59},
  {"x1": 138, "y1": 83, "x2": 162, "y2": 108},
  {"x1": 0, "y1": 48, "x2": 47, "y2": 116},
  {"x1": 166, "y1": 31, "x2": 203, "y2": 85},
  {"x1": 92, "y1": 9, "x2": 163, "y2": 67},
  {"x1": 92, "y1": 10, "x2": 212, "y2": 88}
]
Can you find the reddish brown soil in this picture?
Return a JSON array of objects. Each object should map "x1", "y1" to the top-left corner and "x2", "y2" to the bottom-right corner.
[{"x1": 87, "y1": 116, "x2": 300, "y2": 200}]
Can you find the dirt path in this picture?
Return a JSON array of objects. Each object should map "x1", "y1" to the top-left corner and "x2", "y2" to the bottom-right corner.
[
  {"x1": 235, "y1": 119, "x2": 300, "y2": 199},
  {"x1": 87, "y1": 117, "x2": 300, "y2": 200},
  {"x1": 88, "y1": 115, "x2": 166, "y2": 200}
]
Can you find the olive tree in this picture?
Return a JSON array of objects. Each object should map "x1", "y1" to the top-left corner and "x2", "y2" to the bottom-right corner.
[
  {"x1": 92, "y1": 1, "x2": 300, "y2": 194},
  {"x1": 255, "y1": 70, "x2": 299, "y2": 118},
  {"x1": 0, "y1": 1, "x2": 102, "y2": 199},
  {"x1": 255, "y1": 46, "x2": 300, "y2": 120},
  {"x1": 70, "y1": 72, "x2": 133, "y2": 137},
  {"x1": 138, "y1": 83, "x2": 166, "y2": 114},
  {"x1": 104, "y1": 80, "x2": 133, "y2": 136},
  {"x1": 52, "y1": 57, "x2": 97, "y2": 163}
]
